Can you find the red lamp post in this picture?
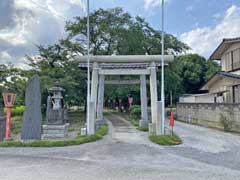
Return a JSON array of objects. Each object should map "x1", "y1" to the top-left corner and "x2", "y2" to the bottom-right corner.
[{"x1": 3, "y1": 93, "x2": 16, "y2": 140}]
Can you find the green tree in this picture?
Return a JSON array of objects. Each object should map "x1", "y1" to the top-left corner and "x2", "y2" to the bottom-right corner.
[
  {"x1": 65, "y1": 8, "x2": 189, "y2": 55},
  {"x1": 63, "y1": 7, "x2": 190, "y2": 105},
  {"x1": 25, "y1": 7, "x2": 190, "y2": 108},
  {"x1": 172, "y1": 54, "x2": 220, "y2": 94},
  {"x1": 0, "y1": 64, "x2": 27, "y2": 105}
]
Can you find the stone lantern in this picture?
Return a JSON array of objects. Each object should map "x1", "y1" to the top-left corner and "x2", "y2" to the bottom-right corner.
[
  {"x1": 42, "y1": 82, "x2": 69, "y2": 139},
  {"x1": 49, "y1": 84, "x2": 64, "y2": 111},
  {"x1": 46, "y1": 83, "x2": 65, "y2": 125}
]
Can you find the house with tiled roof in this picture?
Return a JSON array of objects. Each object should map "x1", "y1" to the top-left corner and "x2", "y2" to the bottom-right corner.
[
  {"x1": 177, "y1": 38, "x2": 240, "y2": 133},
  {"x1": 180, "y1": 37, "x2": 240, "y2": 103}
]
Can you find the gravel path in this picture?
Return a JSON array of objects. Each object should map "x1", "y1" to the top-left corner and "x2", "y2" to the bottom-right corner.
[{"x1": 0, "y1": 113, "x2": 240, "y2": 180}]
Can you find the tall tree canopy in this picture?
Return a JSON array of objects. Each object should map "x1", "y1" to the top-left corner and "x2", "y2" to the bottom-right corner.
[
  {"x1": 1, "y1": 7, "x2": 219, "y2": 107},
  {"x1": 64, "y1": 8, "x2": 189, "y2": 55},
  {"x1": 25, "y1": 7, "x2": 191, "y2": 106},
  {"x1": 169, "y1": 54, "x2": 220, "y2": 94}
]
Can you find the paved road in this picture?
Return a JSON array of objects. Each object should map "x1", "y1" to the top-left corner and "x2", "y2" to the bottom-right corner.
[{"x1": 0, "y1": 113, "x2": 240, "y2": 180}]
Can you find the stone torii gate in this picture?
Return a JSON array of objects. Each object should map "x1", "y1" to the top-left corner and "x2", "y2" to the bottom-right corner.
[{"x1": 77, "y1": 55, "x2": 174, "y2": 135}]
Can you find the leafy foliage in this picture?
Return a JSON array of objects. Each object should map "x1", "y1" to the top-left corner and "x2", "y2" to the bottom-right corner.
[
  {"x1": 129, "y1": 105, "x2": 141, "y2": 119},
  {"x1": 6, "y1": 106, "x2": 25, "y2": 116},
  {"x1": 149, "y1": 133, "x2": 182, "y2": 145},
  {"x1": 0, "y1": 7, "x2": 220, "y2": 108},
  {"x1": 168, "y1": 54, "x2": 220, "y2": 94},
  {"x1": 219, "y1": 110, "x2": 233, "y2": 132}
]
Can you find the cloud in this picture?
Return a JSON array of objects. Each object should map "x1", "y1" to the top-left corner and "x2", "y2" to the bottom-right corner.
[
  {"x1": 180, "y1": 5, "x2": 240, "y2": 58},
  {"x1": 0, "y1": 51, "x2": 11, "y2": 61},
  {"x1": 0, "y1": 0, "x2": 86, "y2": 68},
  {"x1": 144, "y1": 0, "x2": 170, "y2": 11}
]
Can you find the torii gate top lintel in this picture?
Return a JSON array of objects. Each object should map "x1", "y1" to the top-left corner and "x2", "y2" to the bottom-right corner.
[{"x1": 76, "y1": 55, "x2": 174, "y2": 63}]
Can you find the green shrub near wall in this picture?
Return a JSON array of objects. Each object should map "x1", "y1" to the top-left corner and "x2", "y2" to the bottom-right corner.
[
  {"x1": 4, "y1": 106, "x2": 25, "y2": 117},
  {"x1": 129, "y1": 105, "x2": 141, "y2": 119},
  {"x1": 128, "y1": 105, "x2": 140, "y2": 112}
]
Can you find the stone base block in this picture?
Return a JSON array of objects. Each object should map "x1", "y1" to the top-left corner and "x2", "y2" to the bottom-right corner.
[
  {"x1": 42, "y1": 124, "x2": 69, "y2": 139},
  {"x1": 81, "y1": 127, "x2": 87, "y2": 136},
  {"x1": 148, "y1": 123, "x2": 156, "y2": 135},
  {"x1": 139, "y1": 120, "x2": 148, "y2": 128},
  {"x1": 96, "y1": 119, "x2": 106, "y2": 128}
]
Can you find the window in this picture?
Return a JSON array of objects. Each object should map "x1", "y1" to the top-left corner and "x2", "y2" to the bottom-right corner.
[
  {"x1": 232, "y1": 48, "x2": 240, "y2": 70},
  {"x1": 233, "y1": 85, "x2": 240, "y2": 103},
  {"x1": 225, "y1": 52, "x2": 232, "y2": 71}
]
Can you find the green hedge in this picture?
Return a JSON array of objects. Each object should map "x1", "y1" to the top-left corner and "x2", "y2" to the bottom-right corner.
[
  {"x1": 0, "y1": 124, "x2": 108, "y2": 148},
  {"x1": 4, "y1": 106, "x2": 25, "y2": 117},
  {"x1": 129, "y1": 105, "x2": 141, "y2": 119},
  {"x1": 149, "y1": 133, "x2": 182, "y2": 146}
]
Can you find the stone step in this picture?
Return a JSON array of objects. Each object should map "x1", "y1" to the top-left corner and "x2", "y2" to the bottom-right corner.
[
  {"x1": 42, "y1": 124, "x2": 69, "y2": 139},
  {"x1": 43, "y1": 129, "x2": 67, "y2": 134},
  {"x1": 42, "y1": 134, "x2": 67, "y2": 139},
  {"x1": 42, "y1": 124, "x2": 69, "y2": 130}
]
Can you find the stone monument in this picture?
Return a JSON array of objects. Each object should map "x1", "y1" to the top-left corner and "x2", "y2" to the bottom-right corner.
[
  {"x1": 21, "y1": 75, "x2": 42, "y2": 140},
  {"x1": 42, "y1": 83, "x2": 68, "y2": 139}
]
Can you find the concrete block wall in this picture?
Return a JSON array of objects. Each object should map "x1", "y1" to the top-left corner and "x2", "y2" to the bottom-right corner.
[{"x1": 177, "y1": 103, "x2": 240, "y2": 133}]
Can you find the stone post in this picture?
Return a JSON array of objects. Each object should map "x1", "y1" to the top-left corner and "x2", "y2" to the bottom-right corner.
[
  {"x1": 156, "y1": 101, "x2": 162, "y2": 135},
  {"x1": 89, "y1": 101, "x2": 96, "y2": 135},
  {"x1": 140, "y1": 75, "x2": 149, "y2": 128},
  {"x1": 96, "y1": 75, "x2": 105, "y2": 126},
  {"x1": 149, "y1": 62, "x2": 158, "y2": 133}
]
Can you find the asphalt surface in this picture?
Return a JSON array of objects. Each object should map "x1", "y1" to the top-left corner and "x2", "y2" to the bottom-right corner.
[{"x1": 0, "y1": 113, "x2": 240, "y2": 180}]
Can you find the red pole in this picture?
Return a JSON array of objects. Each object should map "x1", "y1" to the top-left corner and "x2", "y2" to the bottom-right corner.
[{"x1": 5, "y1": 107, "x2": 12, "y2": 139}]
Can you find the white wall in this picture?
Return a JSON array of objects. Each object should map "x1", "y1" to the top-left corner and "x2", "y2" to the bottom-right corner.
[{"x1": 179, "y1": 94, "x2": 215, "y2": 103}]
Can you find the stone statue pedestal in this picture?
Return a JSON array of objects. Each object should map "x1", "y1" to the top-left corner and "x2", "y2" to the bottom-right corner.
[
  {"x1": 42, "y1": 124, "x2": 69, "y2": 139},
  {"x1": 139, "y1": 119, "x2": 148, "y2": 128}
]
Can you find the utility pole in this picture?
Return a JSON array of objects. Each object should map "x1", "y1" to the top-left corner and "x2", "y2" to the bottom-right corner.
[
  {"x1": 86, "y1": 0, "x2": 91, "y2": 134},
  {"x1": 161, "y1": 0, "x2": 165, "y2": 135}
]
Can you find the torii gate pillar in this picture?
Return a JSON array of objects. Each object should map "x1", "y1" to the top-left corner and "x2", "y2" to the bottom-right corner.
[
  {"x1": 89, "y1": 62, "x2": 99, "y2": 134},
  {"x1": 140, "y1": 75, "x2": 149, "y2": 128},
  {"x1": 96, "y1": 75, "x2": 105, "y2": 127},
  {"x1": 149, "y1": 62, "x2": 158, "y2": 133}
]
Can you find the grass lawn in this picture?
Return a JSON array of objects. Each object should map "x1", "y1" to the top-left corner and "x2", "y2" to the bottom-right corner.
[
  {"x1": 0, "y1": 109, "x2": 108, "y2": 147},
  {"x1": 0, "y1": 124, "x2": 108, "y2": 147},
  {"x1": 149, "y1": 133, "x2": 182, "y2": 146},
  {"x1": 11, "y1": 116, "x2": 22, "y2": 135}
]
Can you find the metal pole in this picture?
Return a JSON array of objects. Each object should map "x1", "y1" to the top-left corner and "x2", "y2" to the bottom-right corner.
[
  {"x1": 161, "y1": 0, "x2": 165, "y2": 135},
  {"x1": 86, "y1": 0, "x2": 91, "y2": 134},
  {"x1": 170, "y1": 90, "x2": 173, "y2": 106}
]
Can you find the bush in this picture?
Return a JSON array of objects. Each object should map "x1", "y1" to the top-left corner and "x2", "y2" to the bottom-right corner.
[
  {"x1": 128, "y1": 105, "x2": 140, "y2": 112},
  {"x1": 11, "y1": 116, "x2": 22, "y2": 135},
  {"x1": 149, "y1": 133, "x2": 182, "y2": 146},
  {"x1": 129, "y1": 105, "x2": 141, "y2": 119},
  {"x1": 220, "y1": 113, "x2": 233, "y2": 132},
  {"x1": 4, "y1": 106, "x2": 25, "y2": 117},
  {"x1": 0, "y1": 124, "x2": 108, "y2": 147}
]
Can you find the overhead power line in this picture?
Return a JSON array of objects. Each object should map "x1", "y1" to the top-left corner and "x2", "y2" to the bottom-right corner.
[{"x1": 28, "y1": 0, "x2": 68, "y2": 21}]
